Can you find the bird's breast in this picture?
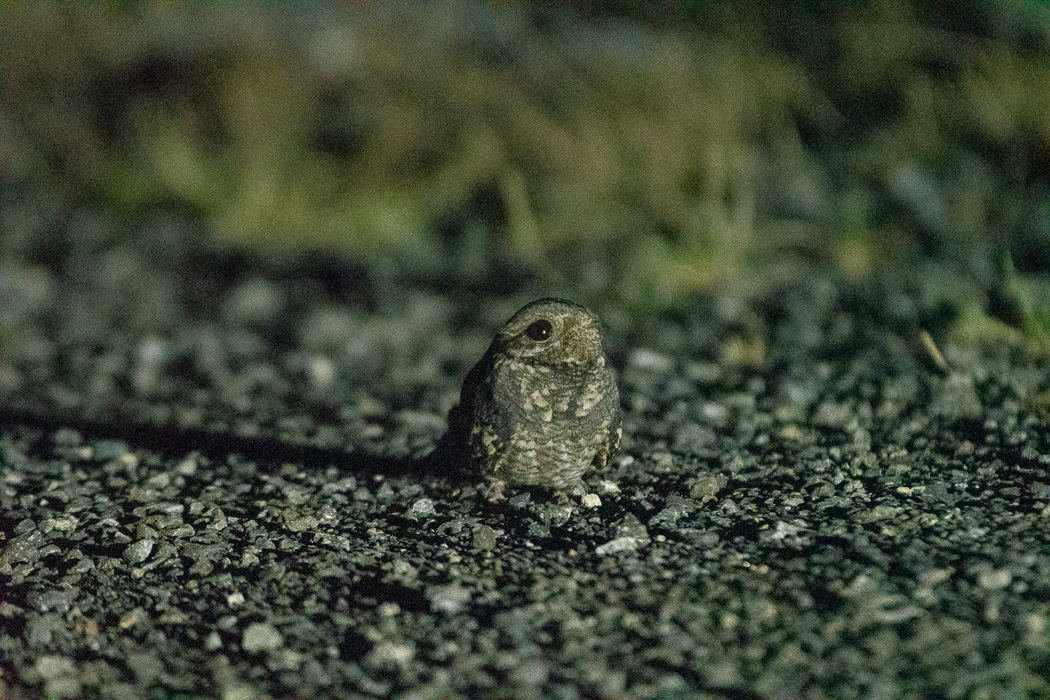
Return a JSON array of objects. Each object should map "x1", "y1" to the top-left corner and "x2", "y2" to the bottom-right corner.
[{"x1": 493, "y1": 358, "x2": 608, "y2": 424}]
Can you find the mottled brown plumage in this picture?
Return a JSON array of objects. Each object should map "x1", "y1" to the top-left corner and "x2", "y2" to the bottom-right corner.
[{"x1": 446, "y1": 298, "x2": 621, "y2": 491}]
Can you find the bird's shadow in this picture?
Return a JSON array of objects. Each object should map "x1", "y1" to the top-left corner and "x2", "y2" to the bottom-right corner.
[{"x1": 0, "y1": 403, "x2": 472, "y2": 485}]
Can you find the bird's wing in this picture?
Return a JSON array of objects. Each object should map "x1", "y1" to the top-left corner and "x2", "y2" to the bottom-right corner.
[
  {"x1": 455, "y1": 350, "x2": 514, "y2": 476},
  {"x1": 591, "y1": 380, "x2": 622, "y2": 470}
]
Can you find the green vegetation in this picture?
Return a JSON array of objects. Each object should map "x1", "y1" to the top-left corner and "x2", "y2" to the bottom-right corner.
[{"x1": 1, "y1": 3, "x2": 1048, "y2": 330}]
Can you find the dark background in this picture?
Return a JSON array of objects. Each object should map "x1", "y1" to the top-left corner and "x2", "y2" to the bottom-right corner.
[{"x1": 2, "y1": 2, "x2": 1048, "y2": 327}]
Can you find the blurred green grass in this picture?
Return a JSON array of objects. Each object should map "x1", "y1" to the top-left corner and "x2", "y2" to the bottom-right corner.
[{"x1": 0, "y1": 2, "x2": 1047, "y2": 336}]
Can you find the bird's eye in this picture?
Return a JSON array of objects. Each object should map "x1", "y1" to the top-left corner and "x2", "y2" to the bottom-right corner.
[{"x1": 526, "y1": 319, "x2": 553, "y2": 341}]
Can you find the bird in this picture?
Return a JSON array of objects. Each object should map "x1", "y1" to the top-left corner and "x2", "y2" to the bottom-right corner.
[{"x1": 444, "y1": 298, "x2": 621, "y2": 492}]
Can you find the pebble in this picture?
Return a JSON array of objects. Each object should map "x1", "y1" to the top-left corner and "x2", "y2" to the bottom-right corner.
[
  {"x1": 410, "y1": 498, "x2": 437, "y2": 518},
  {"x1": 242, "y1": 623, "x2": 284, "y2": 653},
  {"x1": 581, "y1": 493, "x2": 602, "y2": 508},
  {"x1": 472, "y1": 524, "x2": 497, "y2": 550},
  {"x1": 595, "y1": 514, "x2": 651, "y2": 555},
  {"x1": 629, "y1": 348, "x2": 675, "y2": 373},
  {"x1": 124, "y1": 539, "x2": 155, "y2": 564}
]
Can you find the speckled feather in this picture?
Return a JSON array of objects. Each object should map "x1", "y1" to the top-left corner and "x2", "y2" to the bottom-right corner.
[{"x1": 447, "y1": 298, "x2": 621, "y2": 490}]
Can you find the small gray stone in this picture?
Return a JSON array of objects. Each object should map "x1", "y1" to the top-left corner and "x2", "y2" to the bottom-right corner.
[
  {"x1": 595, "y1": 536, "x2": 644, "y2": 556},
  {"x1": 978, "y1": 569, "x2": 1012, "y2": 590},
  {"x1": 410, "y1": 497, "x2": 436, "y2": 518},
  {"x1": 205, "y1": 630, "x2": 222, "y2": 651},
  {"x1": 367, "y1": 640, "x2": 415, "y2": 669},
  {"x1": 27, "y1": 614, "x2": 65, "y2": 647},
  {"x1": 429, "y1": 584, "x2": 471, "y2": 614},
  {"x1": 242, "y1": 622, "x2": 283, "y2": 653},
  {"x1": 284, "y1": 511, "x2": 319, "y2": 533},
  {"x1": 472, "y1": 524, "x2": 497, "y2": 550},
  {"x1": 581, "y1": 493, "x2": 602, "y2": 508},
  {"x1": 36, "y1": 589, "x2": 71, "y2": 613},
  {"x1": 94, "y1": 440, "x2": 132, "y2": 461},
  {"x1": 689, "y1": 475, "x2": 721, "y2": 502},
  {"x1": 1, "y1": 530, "x2": 44, "y2": 568},
  {"x1": 34, "y1": 654, "x2": 76, "y2": 680},
  {"x1": 630, "y1": 348, "x2": 674, "y2": 373},
  {"x1": 125, "y1": 539, "x2": 154, "y2": 564},
  {"x1": 53, "y1": 429, "x2": 83, "y2": 447},
  {"x1": 595, "y1": 514, "x2": 651, "y2": 555}
]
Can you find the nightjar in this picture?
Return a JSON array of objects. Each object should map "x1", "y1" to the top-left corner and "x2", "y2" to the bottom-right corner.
[{"x1": 446, "y1": 298, "x2": 622, "y2": 491}]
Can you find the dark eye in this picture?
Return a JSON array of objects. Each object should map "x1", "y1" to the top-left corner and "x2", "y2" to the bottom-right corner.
[{"x1": 526, "y1": 319, "x2": 553, "y2": 341}]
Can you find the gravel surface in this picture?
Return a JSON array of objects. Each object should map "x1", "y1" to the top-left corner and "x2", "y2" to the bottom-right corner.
[{"x1": 2, "y1": 223, "x2": 1050, "y2": 698}]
